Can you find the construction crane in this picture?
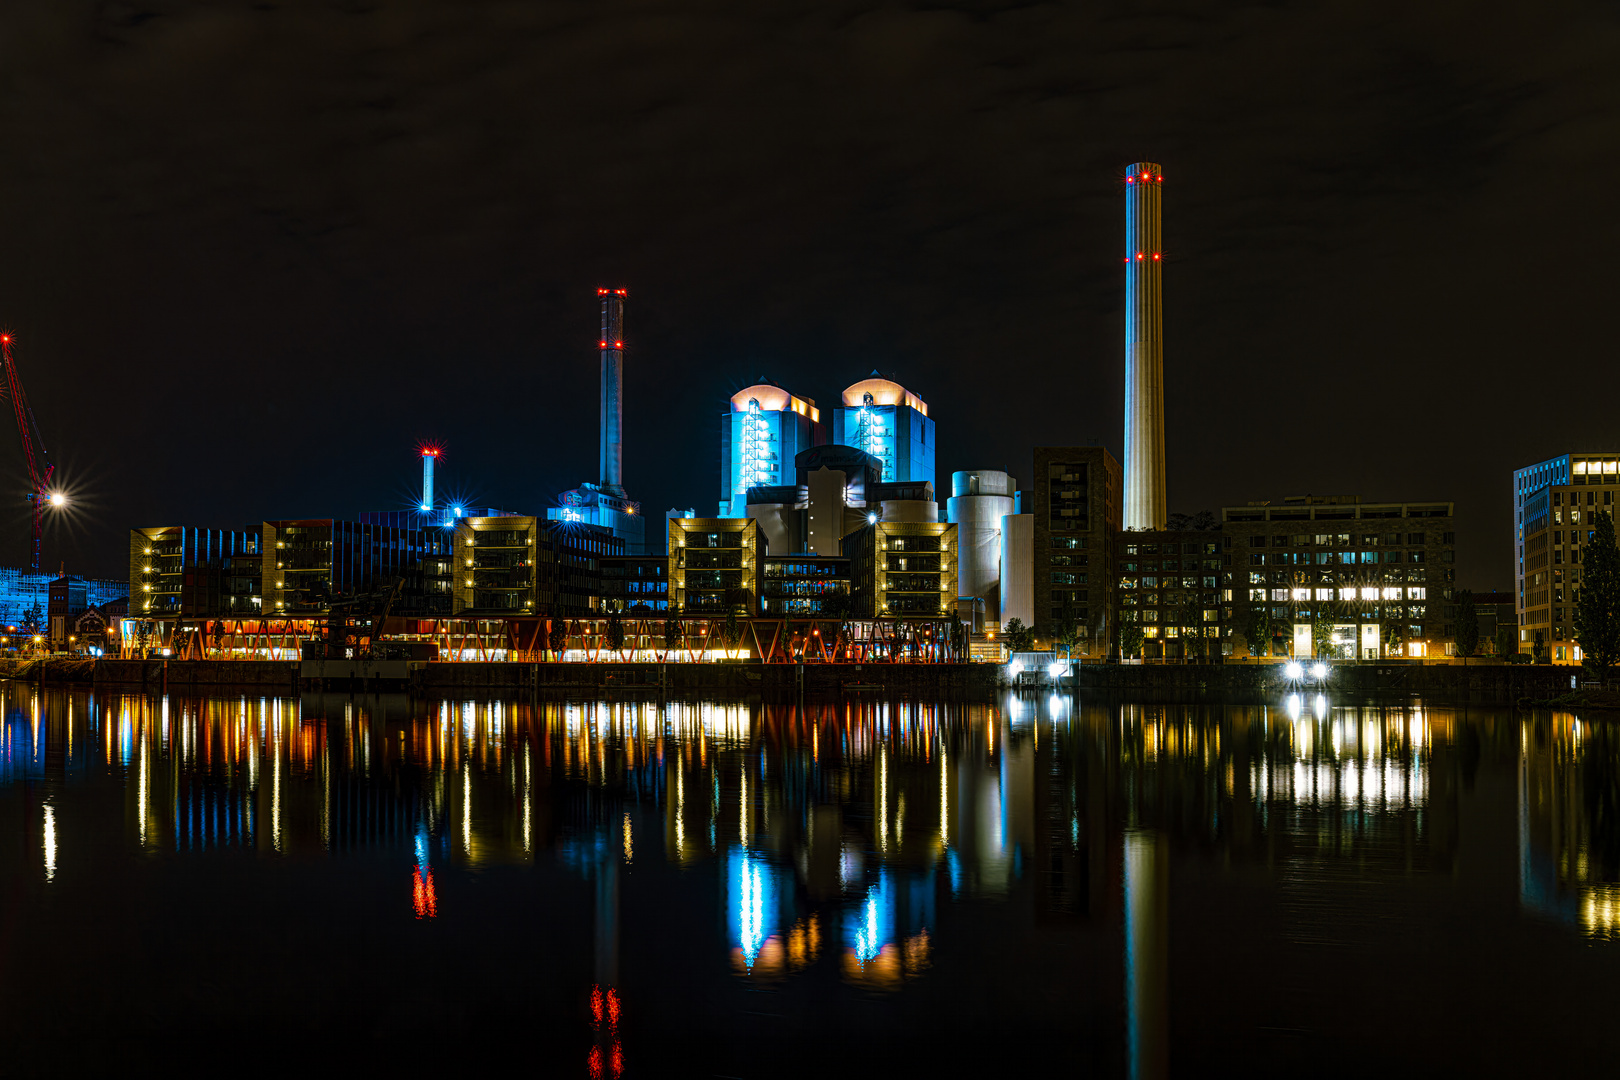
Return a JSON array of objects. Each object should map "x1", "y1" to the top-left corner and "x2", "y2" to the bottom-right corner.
[{"x1": 0, "y1": 334, "x2": 55, "y2": 571}]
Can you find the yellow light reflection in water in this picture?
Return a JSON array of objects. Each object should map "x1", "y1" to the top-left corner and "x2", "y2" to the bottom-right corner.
[{"x1": 42, "y1": 804, "x2": 57, "y2": 882}]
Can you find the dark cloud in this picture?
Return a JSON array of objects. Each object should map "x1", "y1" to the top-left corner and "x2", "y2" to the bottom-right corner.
[{"x1": 0, "y1": 0, "x2": 1615, "y2": 585}]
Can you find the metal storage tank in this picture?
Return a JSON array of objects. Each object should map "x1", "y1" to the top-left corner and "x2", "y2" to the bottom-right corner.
[
  {"x1": 945, "y1": 471, "x2": 1016, "y2": 628},
  {"x1": 999, "y1": 512, "x2": 1034, "y2": 630}
]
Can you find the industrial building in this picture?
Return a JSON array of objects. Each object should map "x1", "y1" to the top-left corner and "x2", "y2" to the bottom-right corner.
[
  {"x1": 1030, "y1": 447, "x2": 1120, "y2": 653},
  {"x1": 945, "y1": 470, "x2": 1018, "y2": 631},
  {"x1": 549, "y1": 289, "x2": 647, "y2": 553},
  {"x1": 1221, "y1": 496, "x2": 1457, "y2": 659},
  {"x1": 1123, "y1": 162, "x2": 1167, "y2": 532},
  {"x1": 719, "y1": 381, "x2": 823, "y2": 517},
  {"x1": 1513, "y1": 452, "x2": 1620, "y2": 662},
  {"x1": 830, "y1": 373, "x2": 935, "y2": 486},
  {"x1": 743, "y1": 444, "x2": 940, "y2": 558}
]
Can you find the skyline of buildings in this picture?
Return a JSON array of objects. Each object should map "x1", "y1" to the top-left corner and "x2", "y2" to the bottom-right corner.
[{"x1": 97, "y1": 161, "x2": 1620, "y2": 664}]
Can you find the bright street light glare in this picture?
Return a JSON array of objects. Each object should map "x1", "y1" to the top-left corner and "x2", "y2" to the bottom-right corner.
[
  {"x1": 48, "y1": 493, "x2": 65, "y2": 507},
  {"x1": 1284, "y1": 661, "x2": 1303, "y2": 680},
  {"x1": 1311, "y1": 663, "x2": 1328, "y2": 680},
  {"x1": 1048, "y1": 661, "x2": 1065, "y2": 677}
]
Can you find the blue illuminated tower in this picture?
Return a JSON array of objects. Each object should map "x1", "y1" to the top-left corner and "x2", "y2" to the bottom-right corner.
[
  {"x1": 1123, "y1": 162, "x2": 1167, "y2": 531},
  {"x1": 830, "y1": 372, "x2": 934, "y2": 486},
  {"x1": 718, "y1": 381, "x2": 823, "y2": 517}
]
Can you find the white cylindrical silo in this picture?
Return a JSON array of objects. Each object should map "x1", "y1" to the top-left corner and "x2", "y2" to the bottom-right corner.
[
  {"x1": 945, "y1": 470, "x2": 1015, "y2": 628},
  {"x1": 999, "y1": 512, "x2": 1034, "y2": 631}
]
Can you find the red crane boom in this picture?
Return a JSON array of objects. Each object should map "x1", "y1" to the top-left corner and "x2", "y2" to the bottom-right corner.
[{"x1": 0, "y1": 334, "x2": 54, "y2": 571}]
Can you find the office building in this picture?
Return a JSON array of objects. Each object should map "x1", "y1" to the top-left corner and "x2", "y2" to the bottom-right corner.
[
  {"x1": 1112, "y1": 529, "x2": 1228, "y2": 660},
  {"x1": 1513, "y1": 452, "x2": 1620, "y2": 662},
  {"x1": 719, "y1": 381, "x2": 823, "y2": 517},
  {"x1": 760, "y1": 554, "x2": 851, "y2": 616},
  {"x1": 453, "y1": 516, "x2": 623, "y2": 617},
  {"x1": 669, "y1": 518, "x2": 762, "y2": 615},
  {"x1": 831, "y1": 373, "x2": 935, "y2": 486},
  {"x1": 1031, "y1": 447, "x2": 1120, "y2": 652},
  {"x1": 1221, "y1": 495, "x2": 1456, "y2": 659},
  {"x1": 263, "y1": 519, "x2": 453, "y2": 616},
  {"x1": 843, "y1": 520, "x2": 957, "y2": 618},
  {"x1": 131, "y1": 526, "x2": 261, "y2": 619},
  {"x1": 600, "y1": 554, "x2": 670, "y2": 613}
]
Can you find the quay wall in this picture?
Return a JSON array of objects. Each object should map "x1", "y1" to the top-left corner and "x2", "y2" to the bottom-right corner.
[{"x1": 0, "y1": 657, "x2": 1591, "y2": 706}]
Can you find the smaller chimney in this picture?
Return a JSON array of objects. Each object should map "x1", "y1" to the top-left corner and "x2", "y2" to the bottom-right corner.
[
  {"x1": 598, "y1": 288, "x2": 627, "y2": 496},
  {"x1": 419, "y1": 443, "x2": 441, "y2": 514}
]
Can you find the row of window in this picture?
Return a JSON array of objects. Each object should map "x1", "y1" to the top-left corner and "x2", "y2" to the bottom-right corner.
[
  {"x1": 1123, "y1": 542, "x2": 1219, "y2": 556},
  {"x1": 1249, "y1": 587, "x2": 1427, "y2": 601},
  {"x1": 1553, "y1": 490, "x2": 1616, "y2": 505},
  {"x1": 1249, "y1": 551, "x2": 1450, "y2": 566},
  {"x1": 1246, "y1": 532, "x2": 1451, "y2": 547}
]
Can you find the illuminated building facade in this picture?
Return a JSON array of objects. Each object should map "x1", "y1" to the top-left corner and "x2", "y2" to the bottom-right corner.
[
  {"x1": 600, "y1": 555, "x2": 669, "y2": 613},
  {"x1": 1030, "y1": 446, "x2": 1119, "y2": 651},
  {"x1": 1112, "y1": 529, "x2": 1228, "y2": 660},
  {"x1": 453, "y1": 516, "x2": 624, "y2": 617},
  {"x1": 262, "y1": 519, "x2": 453, "y2": 616},
  {"x1": 1221, "y1": 495, "x2": 1457, "y2": 659},
  {"x1": 130, "y1": 526, "x2": 260, "y2": 619},
  {"x1": 719, "y1": 381, "x2": 823, "y2": 518},
  {"x1": 759, "y1": 554, "x2": 850, "y2": 615},
  {"x1": 830, "y1": 373, "x2": 935, "y2": 486},
  {"x1": 1513, "y1": 452, "x2": 1620, "y2": 662},
  {"x1": 843, "y1": 520, "x2": 958, "y2": 618},
  {"x1": 669, "y1": 518, "x2": 761, "y2": 615}
]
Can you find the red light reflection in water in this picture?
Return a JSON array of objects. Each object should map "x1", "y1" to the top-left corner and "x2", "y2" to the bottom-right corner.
[
  {"x1": 589, "y1": 984, "x2": 623, "y2": 1078},
  {"x1": 413, "y1": 866, "x2": 437, "y2": 918}
]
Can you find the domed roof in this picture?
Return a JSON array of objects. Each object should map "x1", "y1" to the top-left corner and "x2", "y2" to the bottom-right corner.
[
  {"x1": 841, "y1": 372, "x2": 928, "y2": 416},
  {"x1": 731, "y1": 381, "x2": 819, "y2": 421}
]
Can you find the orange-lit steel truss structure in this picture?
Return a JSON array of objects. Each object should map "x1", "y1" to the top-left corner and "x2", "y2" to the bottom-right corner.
[{"x1": 147, "y1": 615, "x2": 961, "y2": 663}]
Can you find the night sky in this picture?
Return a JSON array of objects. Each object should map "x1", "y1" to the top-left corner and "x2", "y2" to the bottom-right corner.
[{"x1": 2, "y1": 1, "x2": 1616, "y2": 589}]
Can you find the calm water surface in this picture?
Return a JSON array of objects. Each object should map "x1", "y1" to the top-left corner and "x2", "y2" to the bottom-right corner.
[{"x1": 1, "y1": 688, "x2": 1617, "y2": 1075}]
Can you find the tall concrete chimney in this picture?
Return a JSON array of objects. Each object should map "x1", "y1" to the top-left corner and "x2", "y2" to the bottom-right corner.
[
  {"x1": 598, "y1": 288, "x2": 627, "y2": 496},
  {"x1": 1123, "y1": 162, "x2": 1166, "y2": 531}
]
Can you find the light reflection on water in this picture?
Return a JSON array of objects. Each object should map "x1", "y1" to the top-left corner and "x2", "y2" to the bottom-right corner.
[{"x1": 3, "y1": 687, "x2": 1620, "y2": 1072}]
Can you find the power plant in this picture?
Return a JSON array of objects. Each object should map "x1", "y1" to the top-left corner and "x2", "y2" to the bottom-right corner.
[
  {"x1": 1123, "y1": 161, "x2": 1167, "y2": 531},
  {"x1": 548, "y1": 288, "x2": 646, "y2": 553}
]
